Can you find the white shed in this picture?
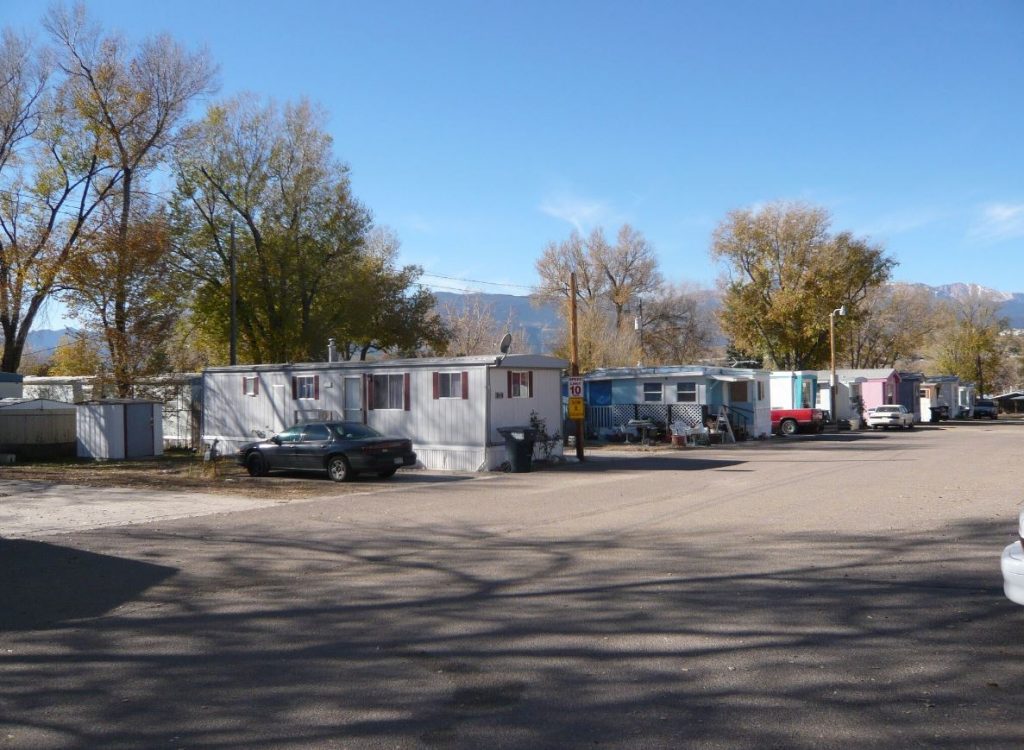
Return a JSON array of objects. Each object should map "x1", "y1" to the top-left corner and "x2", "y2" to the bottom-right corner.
[
  {"x1": 76, "y1": 400, "x2": 164, "y2": 460},
  {"x1": 202, "y1": 354, "x2": 569, "y2": 472}
]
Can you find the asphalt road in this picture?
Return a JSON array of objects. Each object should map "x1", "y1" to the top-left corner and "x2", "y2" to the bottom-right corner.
[{"x1": 2, "y1": 421, "x2": 1022, "y2": 749}]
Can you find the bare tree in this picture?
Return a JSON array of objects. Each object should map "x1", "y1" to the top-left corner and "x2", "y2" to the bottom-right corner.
[
  {"x1": 639, "y1": 283, "x2": 717, "y2": 365},
  {"x1": 46, "y1": 2, "x2": 215, "y2": 392},
  {"x1": 844, "y1": 283, "x2": 950, "y2": 369}
]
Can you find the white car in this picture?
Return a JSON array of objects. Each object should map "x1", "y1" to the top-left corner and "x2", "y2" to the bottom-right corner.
[
  {"x1": 1002, "y1": 510, "x2": 1024, "y2": 605},
  {"x1": 865, "y1": 404, "x2": 915, "y2": 429}
]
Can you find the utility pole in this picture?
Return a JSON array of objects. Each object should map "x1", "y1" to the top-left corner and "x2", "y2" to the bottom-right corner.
[
  {"x1": 570, "y1": 272, "x2": 584, "y2": 461},
  {"x1": 229, "y1": 221, "x2": 237, "y2": 366}
]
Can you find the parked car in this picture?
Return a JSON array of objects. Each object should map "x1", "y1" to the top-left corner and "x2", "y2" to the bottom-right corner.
[
  {"x1": 865, "y1": 404, "x2": 915, "y2": 429},
  {"x1": 1001, "y1": 509, "x2": 1024, "y2": 605},
  {"x1": 973, "y1": 399, "x2": 999, "y2": 419},
  {"x1": 237, "y1": 421, "x2": 417, "y2": 482}
]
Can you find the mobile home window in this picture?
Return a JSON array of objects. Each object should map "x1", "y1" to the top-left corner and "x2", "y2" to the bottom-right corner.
[
  {"x1": 242, "y1": 376, "x2": 259, "y2": 396},
  {"x1": 757, "y1": 381, "x2": 765, "y2": 401},
  {"x1": 509, "y1": 370, "x2": 532, "y2": 398},
  {"x1": 643, "y1": 382, "x2": 662, "y2": 402},
  {"x1": 676, "y1": 382, "x2": 697, "y2": 403},
  {"x1": 434, "y1": 371, "x2": 467, "y2": 399},
  {"x1": 372, "y1": 373, "x2": 406, "y2": 410},
  {"x1": 292, "y1": 375, "x2": 319, "y2": 400}
]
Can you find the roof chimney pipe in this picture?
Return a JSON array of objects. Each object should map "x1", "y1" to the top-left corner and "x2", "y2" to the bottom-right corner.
[{"x1": 327, "y1": 338, "x2": 337, "y2": 363}]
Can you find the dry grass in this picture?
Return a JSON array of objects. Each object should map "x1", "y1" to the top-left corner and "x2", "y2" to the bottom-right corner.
[{"x1": 0, "y1": 451, "x2": 382, "y2": 499}]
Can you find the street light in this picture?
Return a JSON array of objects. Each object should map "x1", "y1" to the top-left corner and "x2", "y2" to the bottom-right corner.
[{"x1": 829, "y1": 305, "x2": 846, "y2": 424}]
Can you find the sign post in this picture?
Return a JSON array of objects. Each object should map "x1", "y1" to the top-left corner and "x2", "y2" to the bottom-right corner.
[{"x1": 567, "y1": 376, "x2": 584, "y2": 453}]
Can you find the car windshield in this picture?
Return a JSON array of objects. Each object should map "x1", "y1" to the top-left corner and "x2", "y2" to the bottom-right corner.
[
  {"x1": 329, "y1": 422, "x2": 383, "y2": 440},
  {"x1": 874, "y1": 406, "x2": 899, "y2": 412}
]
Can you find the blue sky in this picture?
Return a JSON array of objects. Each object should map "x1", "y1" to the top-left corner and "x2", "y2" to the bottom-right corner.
[{"x1": 8, "y1": 0, "x2": 1023, "y2": 327}]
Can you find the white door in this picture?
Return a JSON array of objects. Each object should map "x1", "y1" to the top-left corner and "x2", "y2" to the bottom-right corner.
[{"x1": 344, "y1": 377, "x2": 363, "y2": 423}]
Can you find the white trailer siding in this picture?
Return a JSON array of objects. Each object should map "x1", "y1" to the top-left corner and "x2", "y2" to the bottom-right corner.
[{"x1": 202, "y1": 355, "x2": 568, "y2": 471}]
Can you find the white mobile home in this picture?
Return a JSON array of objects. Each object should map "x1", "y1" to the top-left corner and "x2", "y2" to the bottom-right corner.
[
  {"x1": 202, "y1": 354, "x2": 568, "y2": 472},
  {"x1": 769, "y1": 371, "x2": 820, "y2": 410}
]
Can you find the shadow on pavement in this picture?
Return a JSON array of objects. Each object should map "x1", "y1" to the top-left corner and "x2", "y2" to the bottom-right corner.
[
  {"x1": 0, "y1": 539, "x2": 177, "y2": 631},
  {"x1": 2, "y1": 517, "x2": 1020, "y2": 747}
]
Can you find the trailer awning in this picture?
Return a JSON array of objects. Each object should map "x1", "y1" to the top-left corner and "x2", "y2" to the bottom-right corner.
[{"x1": 709, "y1": 374, "x2": 750, "y2": 382}]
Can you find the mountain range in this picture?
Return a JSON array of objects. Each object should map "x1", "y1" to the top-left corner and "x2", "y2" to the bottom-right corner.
[{"x1": 21, "y1": 283, "x2": 1024, "y2": 362}]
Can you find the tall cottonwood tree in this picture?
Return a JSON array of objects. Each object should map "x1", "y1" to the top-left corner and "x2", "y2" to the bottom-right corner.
[
  {"x1": 61, "y1": 203, "x2": 178, "y2": 385},
  {"x1": 711, "y1": 201, "x2": 896, "y2": 369},
  {"x1": 172, "y1": 96, "x2": 445, "y2": 363},
  {"x1": 0, "y1": 25, "x2": 123, "y2": 373},
  {"x1": 46, "y1": 3, "x2": 215, "y2": 393}
]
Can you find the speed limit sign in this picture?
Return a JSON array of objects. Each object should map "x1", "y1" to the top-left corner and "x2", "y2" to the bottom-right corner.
[{"x1": 568, "y1": 377, "x2": 583, "y2": 398}]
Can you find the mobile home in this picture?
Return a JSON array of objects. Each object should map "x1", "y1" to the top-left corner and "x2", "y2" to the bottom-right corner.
[{"x1": 202, "y1": 354, "x2": 568, "y2": 471}]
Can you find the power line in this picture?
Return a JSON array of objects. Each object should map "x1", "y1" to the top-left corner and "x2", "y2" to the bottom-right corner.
[{"x1": 419, "y1": 271, "x2": 537, "y2": 292}]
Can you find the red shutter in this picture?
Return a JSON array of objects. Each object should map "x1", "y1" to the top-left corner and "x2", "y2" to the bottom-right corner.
[
  {"x1": 507, "y1": 370, "x2": 513, "y2": 398},
  {"x1": 403, "y1": 373, "x2": 411, "y2": 411},
  {"x1": 242, "y1": 377, "x2": 246, "y2": 395},
  {"x1": 314, "y1": 375, "x2": 320, "y2": 400},
  {"x1": 528, "y1": 371, "x2": 534, "y2": 398},
  {"x1": 366, "y1": 374, "x2": 374, "y2": 410},
  {"x1": 433, "y1": 372, "x2": 439, "y2": 400},
  {"x1": 462, "y1": 371, "x2": 469, "y2": 399},
  {"x1": 291, "y1": 376, "x2": 297, "y2": 400},
  {"x1": 254, "y1": 378, "x2": 259, "y2": 396}
]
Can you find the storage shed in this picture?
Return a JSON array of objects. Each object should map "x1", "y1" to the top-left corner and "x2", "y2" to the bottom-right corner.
[
  {"x1": 0, "y1": 398, "x2": 76, "y2": 460},
  {"x1": 202, "y1": 354, "x2": 568, "y2": 471},
  {"x1": 76, "y1": 400, "x2": 164, "y2": 460}
]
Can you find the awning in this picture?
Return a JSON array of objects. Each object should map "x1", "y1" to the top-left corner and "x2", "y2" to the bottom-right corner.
[{"x1": 710, "y1": 375, "x2": 749, "y2": 382}]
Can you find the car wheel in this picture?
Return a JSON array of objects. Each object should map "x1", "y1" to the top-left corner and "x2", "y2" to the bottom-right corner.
[
  {"x1": 246, "y1": 452, "x2": 268, "y2": 477},
  {"x1": 327, "y1": 455, "x2": 352, "y2": 482},
  {"x1": 907, "y1": 422, "x2": 915, "y2": 429},
  {"x1": 376, "y1": 468, "x2": 398, "y2": 479},
  {"x1": 780, "y1": 419, "x2": 797, "y2": 436}
]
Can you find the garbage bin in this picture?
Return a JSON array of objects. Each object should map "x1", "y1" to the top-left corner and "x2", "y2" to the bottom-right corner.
[
  {"x1": 497, "y1": 426, "x2": 537, "y2": 472},
  {"x1": 929, "y1": 406, "x2": 944, "y2": 423}
]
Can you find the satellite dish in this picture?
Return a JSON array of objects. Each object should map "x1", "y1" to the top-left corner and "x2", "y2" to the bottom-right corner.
[{"x1": 499, "y1": 332, "x2": 512, "y2": 355}]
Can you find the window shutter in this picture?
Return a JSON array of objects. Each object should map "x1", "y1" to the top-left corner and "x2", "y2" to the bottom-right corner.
[
  {"x1": 291, "y1": 376, "x2": 297, "y2": 400},
  {"x1": 403, "y1": 373, "x2": 411, "y2": 411},
  {"x1": 366, "y1": 374, "x2": 374, "y2": 411},
  {"x1": 462, "y1": 371, "x2": 469, "y2": 399},
  {"x1": 433, "y1": 372, "x2": 439, "y2": 400},
  {"x1": 254, "y1": 378, "x2": 259, "y2": 396},
  {"x1": 242, "y1": 377, "x2": 246, "y2": 395},
  {"x1": 507, "y1": 370, "x2": 512, "y2": 397},
  {"x1": 528, "y1": 371, "x2": 534, "y2": 398},
  {"x1": 314, "y1": 375, "x2": 320, "y2": 400}
]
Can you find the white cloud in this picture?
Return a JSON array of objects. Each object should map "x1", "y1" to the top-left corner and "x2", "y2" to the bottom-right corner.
[
  {"x1": 969, "y1": 202, "x2": 1024, "y2": 243},
  {"x1": 858, "y1": 209, "x2": 941, "y2": 237},
  {"x1": 538, "y1": 191, "x2": 618, "y2": 233}
]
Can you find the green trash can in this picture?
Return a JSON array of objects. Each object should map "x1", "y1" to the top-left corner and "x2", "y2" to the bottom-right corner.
[{"x1": 497, "y1": 426, "x2": 537, "y2": 472}]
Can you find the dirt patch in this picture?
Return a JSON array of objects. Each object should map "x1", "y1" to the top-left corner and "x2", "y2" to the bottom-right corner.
[{"x1": 0, "y1": 452, "x2": 394, "y2": 499}]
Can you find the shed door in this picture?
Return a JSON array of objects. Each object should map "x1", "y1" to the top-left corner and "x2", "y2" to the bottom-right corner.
[
  {"x1": 343, "y1": 377, "x2": 363, "y2": 423},
  {"x1": 125, "y1": 403, "x2": 155, "y2": 459}
]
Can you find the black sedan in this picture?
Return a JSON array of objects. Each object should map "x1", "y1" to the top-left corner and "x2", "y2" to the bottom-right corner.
[{"x1": 237, "y1": 421, "x2": 417, "y2": 482}]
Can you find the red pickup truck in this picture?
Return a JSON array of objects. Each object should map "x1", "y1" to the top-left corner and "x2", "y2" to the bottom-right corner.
[{"x1": 771, "y1": 408, "x2": 825, "y2": 436}]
